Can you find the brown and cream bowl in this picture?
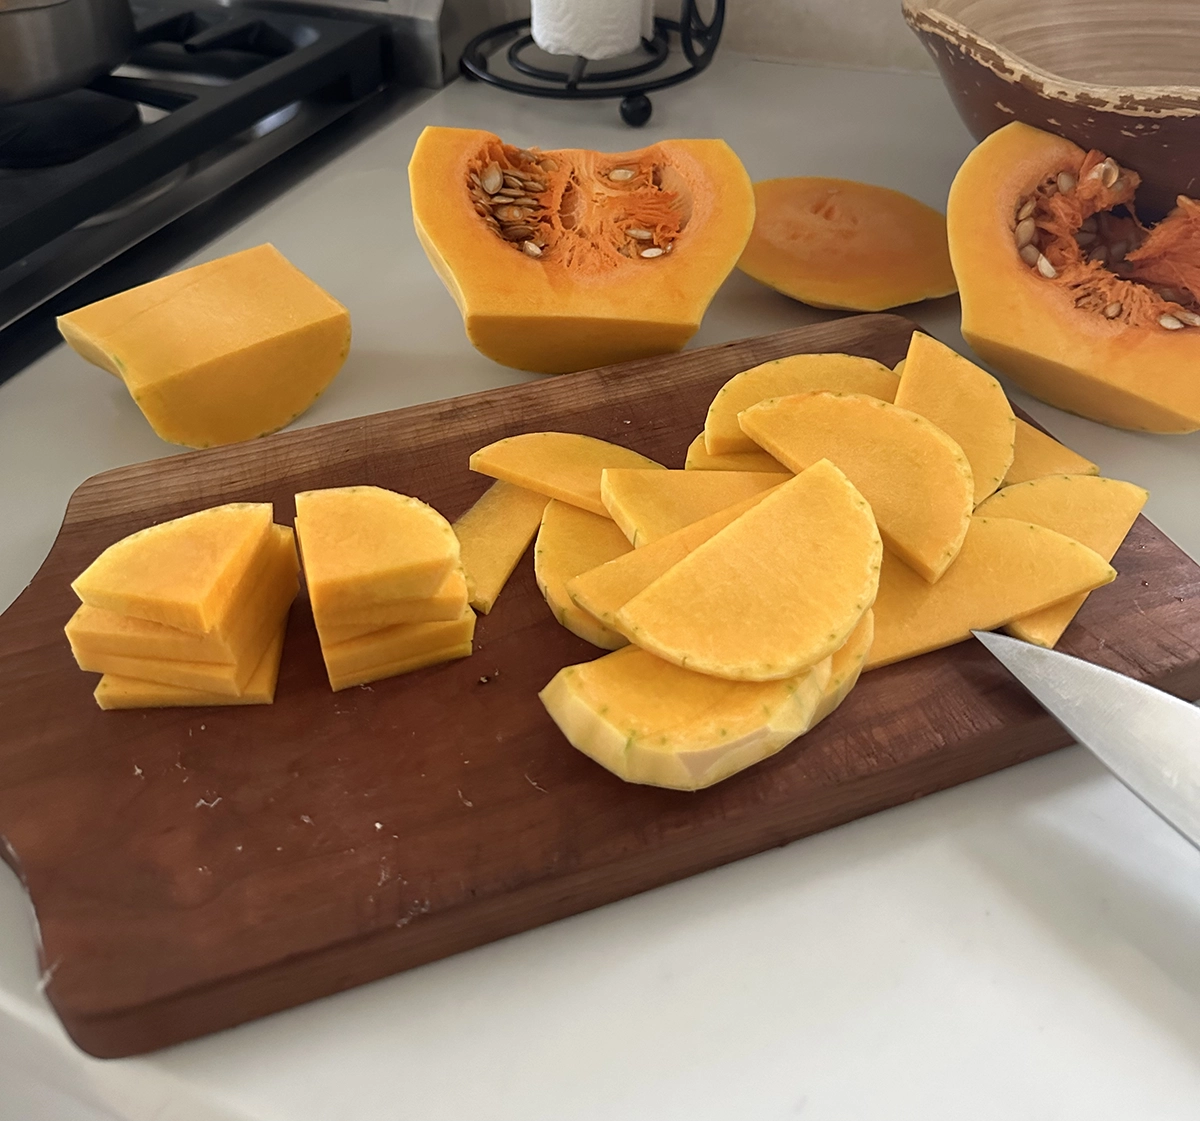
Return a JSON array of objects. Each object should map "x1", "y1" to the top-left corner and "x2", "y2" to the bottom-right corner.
[{"x1": 903, "y1": 0, "x2": 1200, "y2": 219}]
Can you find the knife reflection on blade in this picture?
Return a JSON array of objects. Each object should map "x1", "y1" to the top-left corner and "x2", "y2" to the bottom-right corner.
[{"x1": 973, "y1": 629, "x2": 1200, "y2": 851}]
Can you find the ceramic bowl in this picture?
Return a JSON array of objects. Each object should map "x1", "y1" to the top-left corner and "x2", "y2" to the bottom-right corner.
[{"x1": 903, "y1": 0, "x2": 1200, "y2": 218}]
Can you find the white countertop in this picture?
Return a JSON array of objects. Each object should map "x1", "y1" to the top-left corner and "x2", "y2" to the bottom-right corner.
[{"x1": 2, "y1": 50, "x2": 1200, "y2": 1121}]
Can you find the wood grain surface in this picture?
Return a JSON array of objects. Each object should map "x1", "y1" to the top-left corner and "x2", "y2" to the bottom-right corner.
[{"x1": 2, "y1": 313, "x2": 1198, "y2": 1058}]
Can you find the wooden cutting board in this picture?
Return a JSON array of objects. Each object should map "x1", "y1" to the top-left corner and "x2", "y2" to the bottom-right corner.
[{"x1": 2, "y1": 313, "x2": 1199, "y2": 1059}]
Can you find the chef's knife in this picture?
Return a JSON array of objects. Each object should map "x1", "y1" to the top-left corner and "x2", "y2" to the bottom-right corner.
[{"x1": 973, "y1": 629, "x2": 1200, "y2": 851}]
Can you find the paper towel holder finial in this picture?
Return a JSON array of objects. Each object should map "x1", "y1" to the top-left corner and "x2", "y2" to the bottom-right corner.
[{"x1": 459, "y1": 1, "x2": 724, "y2": 127}]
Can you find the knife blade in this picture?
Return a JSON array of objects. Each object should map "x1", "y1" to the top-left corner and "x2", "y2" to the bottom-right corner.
[{"x1": 973, "y1": 629, "x2": 1200, "y2": 851}]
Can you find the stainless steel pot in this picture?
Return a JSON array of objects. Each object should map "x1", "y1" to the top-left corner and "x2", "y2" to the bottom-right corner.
[{"x1": 0, "y1": 0, "x2": 136, "y2": 106}]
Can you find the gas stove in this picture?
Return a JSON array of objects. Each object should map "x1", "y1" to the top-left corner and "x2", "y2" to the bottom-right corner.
[{"x1": 0, "y1": 2, "x2": 390, "y2": 344}]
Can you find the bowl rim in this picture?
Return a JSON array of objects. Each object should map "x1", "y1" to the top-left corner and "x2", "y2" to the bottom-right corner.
[{"x1": 902, "y1": 0, "x2": 1200, "y2": 117}]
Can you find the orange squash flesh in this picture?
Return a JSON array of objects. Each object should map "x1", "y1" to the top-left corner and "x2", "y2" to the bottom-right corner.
[
  {"x1": 948, "y1": 122, "x2": 1200, "y2": 432},
  {"x1": 737, "y1": 178, "x2": 957, "y2": 311},
  {"x1": 409, "y1": 127, "x2": 755, "y2": 375}
]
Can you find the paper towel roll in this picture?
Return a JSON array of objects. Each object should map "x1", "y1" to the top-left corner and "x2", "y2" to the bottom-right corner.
[{"x1": 532, "y1": 0, "x2": 648, "y2": 60}]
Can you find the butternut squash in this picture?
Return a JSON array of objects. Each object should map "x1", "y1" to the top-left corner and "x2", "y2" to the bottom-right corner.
[
  {"x1": 704, "y1": 353, "x2": 898, "y2": 455},
  {"x1": 452, "y1": 481, "x2": 549, "y2": 613},
  {"x1": 739, "y1": 392, "x2": 973, "y2": 582},
  {"x1": 893, "y1": 332, "x2": 1015, "y2": 504},
  {"x1": 469, "y1": 432, "x2": 663, "y2": 517},
  {"x1": 614, "y1": 460, "x2": 881, "y2": 681},
  {"x1": 1003, "y1": 419, "x2": 1099, "y2": 486},
  {"x1": 410, "y1": 127, "x2": 755, "y2": 374},
  {"x1": 683, "y1": 435, "x2": 788, "y2": 474},
  {"x1": 974, "y1": 475, "x2": 1147, "y2": 647},
  {"x1": 600, "y1": 468, "x2": 786, "y2": 547},
  {"x1": 866, "y1": 518, "x2": 1116, "y2": 669},
  {"x1": 533, "y1": 500, "x2": 632, "y2": 649}
]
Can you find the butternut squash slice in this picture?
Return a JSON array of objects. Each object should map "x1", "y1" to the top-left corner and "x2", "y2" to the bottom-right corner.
[
  {"x1": 294, "y1": 487, "x2": 460, "y2": 617},
  {"x1": 811, "y1": 610, "x2": 874, "y2": 728},
  {"x1": 57, "y1": 244, "x2": 351, "y2": 448},
  {"x1": 614, "y1": 460, "x2": 881, "y2": 681},
  {"x1": 452, "y1": 481, "x2": 549, "y2": 614},
  {"x1": 866, "y1": 517, "x2": 1116, "y2": 670},
  {"x1": 539, "y1": 646, "x2": 831, "y2": 791},
  {"x1": 948, "y1": 121, "x2": 1200, "y2": 432},
  {"x1": 410, "y1": 127, "x2": 755, "y2": 375},
  {"x1": 1003, "y1": 419, "x2": 1098, "y2": 486},
  {"x1": 94, "y1": 631, "x2": 285, "y2": 710},
  {"x1": 66, "y1": 525, "x2": 298, "y2": 666},
  {"x1": 71, "y1": 502, "x2": 274, "y2": 634},
  {"x1": 704, "y1": 353, "x2": 899, "y2": 454},
  {"x1": 739, "y1": 392, "x2": 973, "y2": 582},
  {"x1": 974, "y1": 475, "x2": 1147, "y2": 648},
  {"x1": 469, "y1": 432, "x2": 663, "y2": 517},
  {"x1": 326, "y1": 641, "x2": 474, "y2": 694},
  {"x1": 533, "y1": 500, "x2": 632, "y2": 649},
  {"x1": 319, "y1": 607, "x2": 476, "y2": 691},
  {"x1": 683, "y1": 434, "x2": 788, "y2": 474},
  {"x1": 315, "y1": 568, "x2": 469, "y2": 642},
  {"x1": 737, "y1": 177, "x2": 957, "y2": 311},
  {"x1": 567, "y1": 490, "x2": 779, "y2": 626},
  {"x1": 893, "y1": 331, "x2": 1015, "y2": 504},
  {"x1": 600, "y1": 468, "x2": 786, "y2": 547}
]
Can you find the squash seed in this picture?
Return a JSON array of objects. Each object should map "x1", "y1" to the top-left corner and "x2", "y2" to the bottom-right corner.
[
  {"x1": 1103, "y1": 302, "x2": 1122, "y2": 318},
  {"x1": 1019, "y1": 244, "x2": 1041, "y2": 267},
  {"x1": 1017, "y1": 198, "x2": 1037, "y2": 222},
  {"x1": 627, "y1": 228, "x2": 653, "y2": 240},
  {"x1": 1108, "y1": 240, "x2": 1127, "y2": 260},
  {"x1": 1036, "y1": 253, "x2": 1057, "y2": 279},
  {"x1": 1075, "y1": 230, "x2": 1097, "y2": 247},
  {"x1": 609, "y1": 168, "x2": 635, "y2": 181},
  {"x1": 1157, "y1": 287, "x2": 1182, "y2": 303},
  {"x1": 481, "y1": 162, "x2": 503, "y2": 195},
  {"x1": 538, "y1": 159, "x2": 558, "y2": 173},
  {"x1": 1177, "y1": 310, "x2": 1200, "y2": 327},
  {"x1": 1088, "y1": 245, "x2": 1108, "y2": 264},
  {"x1": 522, "y1": 241, "x2": 542, "y2": 258},
  {"x1": 1015, "y1": 217, "x2": 1037, "y2": 249},
  {"x1": 1080, "y1": 216, "x2": 1097, "y2": 233},
  {"x1": 1159, "y1": 313, "x2": 1186, "y2": 329},
  {"x1": 1057, "y1": 172, "x2": 1077, "y2": 193},
  {"x1": 640, "y1": 247, "x2": 665, "y2": 258}
]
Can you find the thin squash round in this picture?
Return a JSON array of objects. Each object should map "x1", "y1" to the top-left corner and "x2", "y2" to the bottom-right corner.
[{"x1": 737, "y1": 177, "x2": 957, "y2": 310}]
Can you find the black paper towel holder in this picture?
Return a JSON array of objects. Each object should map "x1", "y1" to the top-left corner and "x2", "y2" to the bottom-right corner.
[{"x1": 460, "y1": 1, "x2": 725, "y2": 126}]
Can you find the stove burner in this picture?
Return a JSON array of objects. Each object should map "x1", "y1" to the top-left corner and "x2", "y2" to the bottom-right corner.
[{"x1": 0, "y1": 91, "x2": 141, "y2": 170}]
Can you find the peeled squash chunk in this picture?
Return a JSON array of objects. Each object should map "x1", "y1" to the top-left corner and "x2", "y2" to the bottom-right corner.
[
  {"x1": 704, "y1": 353, "x2": 899, "y2": 455},
  {"x1": 66, "y1": 524, "x2": 298, "y2": 665},
  {"x1": 811, "y1": 610, "x2": 874, "y2": 728},
  {"x1": 534, "y1": 501, "x2": 632, "y2": 649},
  {"x1": 684, "y1": 434, "x2": 788, "y2": 474},
  {"x1": 568, "y1": 490, "x2": 778, "y2": 626},
  {"x1": 866, "y1": 518, "x2": 1116, "y2": 670},
  {"x1": 948, "y1": 122, "x2": 1200, "y2": 433},
  {"x1": 893, "y1": 332, "x2": 1015, "y2": 504},
  {"x1": 740, "y1": 392, "x2": 972, "y2": 582},
  {"x1": 319, "y1": 607, "x2": 476, "y2": 691},
  {"x1": 57, "y1": 244, "x2": 350, "y2": 448},
  {"x1": 410, "y1": 127, "x2": 755, "y2": 375},
  {"x1": 469, "y1": 432, "x2": 663, "y2": 517},
  {"x1": 94, "y1": 631, "x2": 285, "y2": 710},
  {"x1": 295, "y1": 487, "x2": 460, "y2": 617},
  {"x1": 615, "y1": 460, "x2": 881, "y2": 681},
  {"x1": 326, "y1": 640, "x2": 474, "y2": 694},
  {"x1": 975, "y1": 475, "x2": 1147, "y2": 647},
  {"x1": 539, "y1": 646, "x2": 831, "y2": 791},
  {"x1": 600, "y1": 468, "x2": 785, "y2": 547},
  {"x1": 72, "y1": 503, "x2": 273, "y2": 633},
  {"x1": 316, "y1": 568, "x2": 468, "y2": 643},
  {"x1": 738, "y1": 177, "x2": 957, "y2": 311},
  {"x1": 1004, "y1": 419, "x2": 1099, "y2": 486},
  {"x1": 452, "y1": 481, "x2": 549, "y2": 613}
]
